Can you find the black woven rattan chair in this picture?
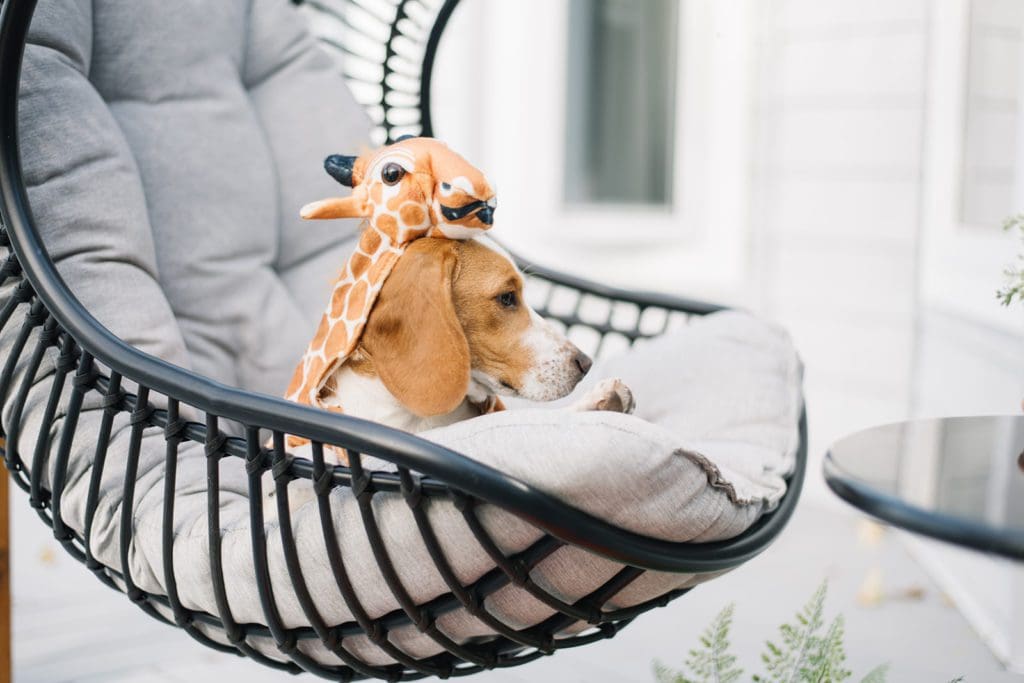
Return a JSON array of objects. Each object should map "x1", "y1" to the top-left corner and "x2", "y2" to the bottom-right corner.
[{"x1": 0, "y1": 0, "x2": 807, "y2": 679}]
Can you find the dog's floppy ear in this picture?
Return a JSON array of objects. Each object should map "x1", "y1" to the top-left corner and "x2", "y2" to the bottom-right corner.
[{"x1": 360, "y1": 239, "x2": 471, "y2": 417}]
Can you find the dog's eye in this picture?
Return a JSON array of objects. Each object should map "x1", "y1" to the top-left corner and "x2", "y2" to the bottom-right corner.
[
  {"x1": 497, "y1": 291, "x2": 518, "y2": 308},
  {"x1": 381, "y1": 162, "x2": 406, "y2": 185}
]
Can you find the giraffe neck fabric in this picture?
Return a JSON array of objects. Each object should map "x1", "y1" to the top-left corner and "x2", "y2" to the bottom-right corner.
[{"x1": 285, "y1": 223, "x2": 403, "y2": 409}]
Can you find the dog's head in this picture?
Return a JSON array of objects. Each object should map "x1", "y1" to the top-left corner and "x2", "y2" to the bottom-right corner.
[{"x1": 354, "y1": 237, "x2": 592, "y2": 417}]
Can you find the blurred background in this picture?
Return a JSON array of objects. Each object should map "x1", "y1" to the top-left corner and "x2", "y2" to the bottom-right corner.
[
  {"x1": 423, "y1": 0, "x2": 1024, "y2": 436},
  {"x1": 12, "y1": 0, "x2": 1024, "y2": 680},
  {"x1": 423, "y1": 0, "x2": 1024, "y2": 677}
]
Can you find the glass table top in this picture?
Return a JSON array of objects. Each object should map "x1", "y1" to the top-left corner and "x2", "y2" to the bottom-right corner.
[{"x1": 824, "y1": 415, "x2": 1024, "y2": 560}]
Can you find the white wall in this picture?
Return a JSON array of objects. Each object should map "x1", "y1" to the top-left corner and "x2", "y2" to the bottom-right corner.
[
  {"x1": 750, "y1": 0, "x2": 931, "y2": 468},
  {"x1": 753, "y1": 3, "x2": 1024, "y2": 669}
]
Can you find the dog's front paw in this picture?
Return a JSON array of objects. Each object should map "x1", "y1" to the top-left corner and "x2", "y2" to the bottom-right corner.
[{"x1": 574, "y1": 378, "x2": 636, "y2": 414}]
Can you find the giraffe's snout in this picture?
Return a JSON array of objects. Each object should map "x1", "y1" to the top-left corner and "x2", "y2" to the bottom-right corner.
[{"x1": 439, "y1": 199, "x2": 496, "y2": 225}]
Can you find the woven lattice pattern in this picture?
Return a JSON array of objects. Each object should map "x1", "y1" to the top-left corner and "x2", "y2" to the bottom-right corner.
[{"x1": 300, "y1": 0, "x2": 456, "y2": 145}]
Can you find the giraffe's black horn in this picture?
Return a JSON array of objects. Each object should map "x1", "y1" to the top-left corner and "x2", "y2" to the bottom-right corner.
[{"x1": 324, "y1": 154, "x2": 358, "y2": 187}]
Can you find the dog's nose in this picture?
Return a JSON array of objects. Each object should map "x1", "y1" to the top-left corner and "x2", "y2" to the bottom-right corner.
[
  {"x1": 573, "y1": 351, "x2": 593, "y2": 376},
  {"x1": 476, "y1": 205, "x2": 494, "y2": 225}
]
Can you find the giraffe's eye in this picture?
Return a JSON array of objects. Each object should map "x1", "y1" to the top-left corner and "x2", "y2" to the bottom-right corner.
[{"x1": 381, "y1": 162, "x2": 406, "y2": 185}]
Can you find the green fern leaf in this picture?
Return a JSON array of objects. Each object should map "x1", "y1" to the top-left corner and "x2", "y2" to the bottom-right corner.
[
  {"x1": 653, "y1": 659, "x2": 689, "y2": 683},
  {"x1": 859, "y1": 664, "x2": 889, "y2": 683},
  {"x1": 999, "y1": 213, "x2": 1024, "y2": 307},
  {"x1": 658, "y1": 580, "x2": 892, "y2": 683},
  {"x1": 683, "y1": 603, "x2": 744, "y2": 683},
  {"x1": 759, "y1": 580, "x2": 829, "y2": 682},
  {"x1": 804, "y1": 615, "x2": 851, "y2": 682}
]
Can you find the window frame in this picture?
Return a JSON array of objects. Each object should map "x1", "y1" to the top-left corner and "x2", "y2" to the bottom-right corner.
[
  {"x1": 443, "y1": 0, "x2": 755, "y2": 297},
  {"x1": 921, "y1": 0, "x2": 1024, "y2": 334}
]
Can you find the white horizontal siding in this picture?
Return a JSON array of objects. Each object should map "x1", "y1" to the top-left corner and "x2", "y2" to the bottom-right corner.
[
  {"x1": 770, "y1": 108, "x2": 922, "y2": 170},
  {"x1": 774, "y1": 32, "x2": 926, "y2": 99},
  {"x1": 752, "y1": 0, "x2": 928, "y2": 430},
  {"x1": 771, "y1": 0, "x2": 926, "y2": 31},
  {"x1": 961, "y1": 0, "x2": 1024, "y2": 226},
  {"x1": 765, "y1": 176, "x2": 919, "y2": 244}
]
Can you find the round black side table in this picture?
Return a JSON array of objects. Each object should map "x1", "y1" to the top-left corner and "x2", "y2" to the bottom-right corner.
[{"x1": 824, "y1": 415, "x2": 1024, "y2": 560}]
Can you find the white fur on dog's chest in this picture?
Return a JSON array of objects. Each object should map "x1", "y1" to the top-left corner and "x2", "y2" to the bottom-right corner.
[{"x1": 322, "y1": 365, "x2": 478, "y2": 432}]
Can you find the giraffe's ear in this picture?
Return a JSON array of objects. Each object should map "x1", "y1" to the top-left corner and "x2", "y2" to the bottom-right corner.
[
  {"x1": 324, "y1": 154, "x2": 359, "y2": 186},
  {"x1": 300, "y1": 193, "x2": 370, "y2": 220},
  {"x1": 360, "y1": 240, "x2": 470, "y2": 417}
]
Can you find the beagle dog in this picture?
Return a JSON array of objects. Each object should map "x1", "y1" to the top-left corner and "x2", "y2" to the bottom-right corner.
[
  {"x1": 266, "y1": 234, "x2": 633, "y2": 515},
  {"x1": 323, "y1": 234, "x2": 636, "y2": 433}
]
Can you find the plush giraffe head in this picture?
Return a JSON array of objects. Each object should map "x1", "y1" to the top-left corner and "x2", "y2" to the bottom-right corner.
[
  {"x1": 285, "y1": 137, "x2": 500, "y2": 454},
  {"x1": 300, "y1": 136, "x2": 497, "y2": 240}
]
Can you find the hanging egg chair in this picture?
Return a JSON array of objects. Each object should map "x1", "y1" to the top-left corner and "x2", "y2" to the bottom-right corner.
[{"x1": 0, "y1": 0, "x2": 806, "y2": 679}]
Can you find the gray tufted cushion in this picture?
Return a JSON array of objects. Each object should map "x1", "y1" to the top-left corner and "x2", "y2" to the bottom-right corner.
[{"x1": 20, "y1": 0, "x2": 372, "y2": 395}]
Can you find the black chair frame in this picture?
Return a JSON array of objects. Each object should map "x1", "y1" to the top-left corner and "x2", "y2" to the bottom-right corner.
[{"x1": 0, "y1": 0, "x2": 807, "y2": 679}]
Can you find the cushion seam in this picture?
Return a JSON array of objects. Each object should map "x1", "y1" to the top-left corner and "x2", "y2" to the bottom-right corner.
[{"x1": 435, "y1": 418, "x2": 772, "y2": 508}]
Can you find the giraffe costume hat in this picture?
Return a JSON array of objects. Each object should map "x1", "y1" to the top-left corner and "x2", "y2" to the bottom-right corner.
[{"x1": 285, "y1": 137, "x2": 498, "y2": 447}]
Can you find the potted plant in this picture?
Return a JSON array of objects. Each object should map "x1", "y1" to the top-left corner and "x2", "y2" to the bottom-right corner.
[
  {"x1": 998, "y1": 215, "x2": 1024, "y2": 468},
  {"x1": 653, "y1": 582, "x2": 891, "y2": 683},
  {"x1": 998, "y1": 215, "x2": 1024, "y2": 308}
]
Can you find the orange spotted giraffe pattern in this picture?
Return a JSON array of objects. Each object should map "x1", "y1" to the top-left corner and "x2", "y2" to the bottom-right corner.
[{"x1": 285, "y1": 137, "x2": 498, "y2": 449}]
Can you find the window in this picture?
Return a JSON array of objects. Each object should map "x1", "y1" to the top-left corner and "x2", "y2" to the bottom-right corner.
[
  {"x1": 564, "y1": 0, "x2": 679, "y2": 206},
  {"x1": 960, "y1": 0, "x2": 1024, "y2": 227}
]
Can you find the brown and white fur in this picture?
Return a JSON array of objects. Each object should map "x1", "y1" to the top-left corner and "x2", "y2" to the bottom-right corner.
[
  {"x1": 266, "y1": 235, "x2": 633, "y2": 515},
  {"x1": 321, "y1": 235, "x2": 635, "y2": 432}
]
